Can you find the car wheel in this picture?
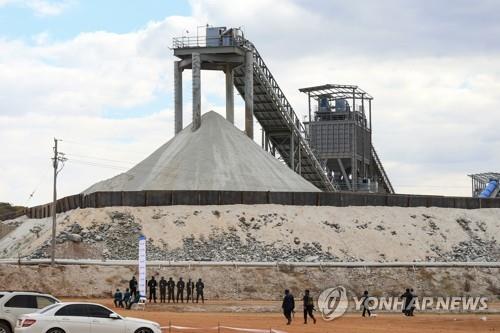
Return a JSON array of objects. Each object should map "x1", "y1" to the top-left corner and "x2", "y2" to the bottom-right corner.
[
  {"x1": 46, "y1": 328, "x2": 66, "y2": 333},
  {"x1": 0, "y1": 322, "x2": 11, "y2": 333},
  {"x1": 135, "y1": 328, "x2": 153, "y2": 333}
]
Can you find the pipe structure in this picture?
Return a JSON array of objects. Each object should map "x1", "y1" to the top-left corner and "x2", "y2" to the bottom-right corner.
[
  {"x1": 174, "y1": 61, "x2": 183, "y2": 134},
  {"x1": 1, "y1": 259, "x2": 499, "y2": 268},
  {"x1": 192, "y1": 52, "x2": 201, "y2": 131}
]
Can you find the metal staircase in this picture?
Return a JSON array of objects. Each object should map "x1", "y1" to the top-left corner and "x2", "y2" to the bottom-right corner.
[
  {"x1": 233, "y1": 42, "x2": 337, "y2": 191},
  {"x1": 371, "y1": 146, "x2": 395, "y2": 194}
]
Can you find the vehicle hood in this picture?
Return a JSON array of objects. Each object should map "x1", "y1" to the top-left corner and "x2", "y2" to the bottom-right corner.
[{"x1": 123, "y1": 316, "x2": 159, "y2": 326}]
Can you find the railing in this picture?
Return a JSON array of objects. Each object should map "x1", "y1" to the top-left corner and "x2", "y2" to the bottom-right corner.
[
  {"x1": 172, "y1": 35, "x2": 246, "y2": 49},
  {"x1": 334, "y1": 180, "x2": 379, "y2": 193},
  {"x1": 245, "y1": 41, "x2": 338, "y2": 191},
  {"x1": 372, "y1": 146, "x2": 395, "y2": 194}
]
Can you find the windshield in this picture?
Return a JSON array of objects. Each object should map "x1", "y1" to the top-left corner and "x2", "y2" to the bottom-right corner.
[{"x1": 39, "y1": 304, "x2": 60, "y2": 314}]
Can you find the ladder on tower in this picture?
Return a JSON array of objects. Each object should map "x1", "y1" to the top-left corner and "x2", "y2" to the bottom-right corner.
[
  {"x1": 371, "y1": 146, "x2": 395, "y2": 194},
  {"x1": 233, "y1": 41, "x2": 338, "y2": 191}
]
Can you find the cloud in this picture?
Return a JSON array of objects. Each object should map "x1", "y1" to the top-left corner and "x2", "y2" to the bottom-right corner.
[
  {"x1": 1, "y1": 0, "x2": 500, "y2": 205},
  {"x1": 0, "y1": 0, "x2": 74, "y2": 16}
]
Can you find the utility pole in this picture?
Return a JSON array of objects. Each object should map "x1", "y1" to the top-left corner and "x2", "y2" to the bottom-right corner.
[{"x1": 51, "y1": 138, "x2": 66, "y2": 266}]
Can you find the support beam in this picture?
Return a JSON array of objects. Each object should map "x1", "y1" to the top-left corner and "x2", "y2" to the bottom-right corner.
[
  {"x1": 244, "y1": 50, "x2": 254, "y2": 139},
  {"x1": 225, "y1": 64, "x2": 234, "y2": 124},
  {"x1": 192, "y1": 53, "x2": 201, "y2": 131},
  {"x1": 174, "y1": 61, "x2": 183, "y2": 134},
  {"x1": 290, "y1": 132, "x2": 295, "y2": 171},
  {"x1": 337, "y1": 158, "x2": 352, "y2": 191},
  {"x1": 298, "y1": 144, "x2": 301, "y2": 175},
  {"x1": 307, "y1": 92, "x2": 311, "y2": 123}
]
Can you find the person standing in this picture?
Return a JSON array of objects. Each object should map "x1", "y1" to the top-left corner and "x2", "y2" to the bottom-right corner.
[
  {"x1": 159, "y1": 277, "x2": 167, "y2": 303},
  {"x1": 303, "y1": 290, "x2": 316, "y2": 324},
  {"x1": 361, "y1": 290, "x2": 371, "y2": 317},
  {"x1": 147, "y1": 276, "x2": 158, "y2": 303},
  {"x1": 186, "y1": 278, "x2": 195, "y2": 303},
  {"x1": 113, "y1": 289, "x2": 123, "y2": 308},
  {"x1": 129, "y1": 276, "x2": 138, "y2": 298},
  {"x1": 177, "y1": 277, "x2": 185, "y2": 303},
  {"x1": 409, "y1": 288, "x2": 416, "y2": 316},
  {"x1": 167, "y1": 277, "x2": 176, "y2": 303},
  {"x1": 282, "y1": 289, "x2": 295, "y2": 325},
  {"x1": 195, "y1": 278, "x2": 205, "y2": 303},
  {"x1": 401, "y1": 288, "x2": 412, "y2": 316}
]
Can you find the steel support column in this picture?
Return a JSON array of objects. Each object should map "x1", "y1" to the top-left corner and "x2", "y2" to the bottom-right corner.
[
  {"x1": 192, "y1": 53, "x2": 201, "y2": 131},
  {"x1": 174, "y1": 61, "x2": 183, "y2": 134},
  {"x1": 225, "y1": 64, "x2": 234, "y2": 124},
  {"x1": 290, "y1": 132, "x2": 295, "y2": 171},
  {"x1": 244, "y1": 51, "x2": 254, "y2": 139}
]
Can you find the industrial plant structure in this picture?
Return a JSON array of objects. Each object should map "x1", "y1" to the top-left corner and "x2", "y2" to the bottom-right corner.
[
  {"x1": 172, "y1": 26, "x2": 394, "y2": 193},
  {"x1": 469, "y1": 172, "x2": 500, "y2": 198}
]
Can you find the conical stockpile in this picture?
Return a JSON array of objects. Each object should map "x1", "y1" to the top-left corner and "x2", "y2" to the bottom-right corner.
[{"x1": 84, "y1": 111, "x2": 319, "y2": 193}]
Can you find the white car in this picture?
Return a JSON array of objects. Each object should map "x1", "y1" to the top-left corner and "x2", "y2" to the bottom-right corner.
[
  {"x1": 15, "y1": 302, "x2": 161, "y2": 333},
  {"x1": 0, "y1": 291, "x2": 60, "y2": 333}
]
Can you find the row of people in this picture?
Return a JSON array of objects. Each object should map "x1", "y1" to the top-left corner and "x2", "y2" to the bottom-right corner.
[{"x1": 127, "y1": 276, "x2": 205, "y2": 304}]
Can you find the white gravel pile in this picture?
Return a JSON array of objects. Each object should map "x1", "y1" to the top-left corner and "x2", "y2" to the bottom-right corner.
[{"x1": 84, "y1": 111, "x2": 319, "y2": 193}]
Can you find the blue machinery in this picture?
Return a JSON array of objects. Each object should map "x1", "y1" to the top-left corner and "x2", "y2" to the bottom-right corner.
[{"x1": 469, "y1": 173, "x2": 500, "y2": 198}]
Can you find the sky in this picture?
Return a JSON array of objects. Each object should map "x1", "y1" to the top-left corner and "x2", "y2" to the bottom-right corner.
[{"x1": 1, "y1": 0, "x2": 500, "y2": 206}]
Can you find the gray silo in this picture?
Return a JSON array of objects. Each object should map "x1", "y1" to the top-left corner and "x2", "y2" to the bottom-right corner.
[{"x1": 300, "y1": 84, "x2": 394, "y2": 193}]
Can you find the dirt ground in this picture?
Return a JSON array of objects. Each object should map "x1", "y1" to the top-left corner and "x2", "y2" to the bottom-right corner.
[{"x1": 64, "y1": 298, "x2": 499, "y2": 333}]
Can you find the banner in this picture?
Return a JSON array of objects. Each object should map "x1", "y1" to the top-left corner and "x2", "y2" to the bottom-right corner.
[{"x1": 138, "y1": 235, "x2": 147, "y2": 297}]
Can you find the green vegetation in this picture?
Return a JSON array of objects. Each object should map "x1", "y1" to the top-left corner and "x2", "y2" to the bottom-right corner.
[{"x1": 0, "y1": 202, "x2": 26, "y2": 221}]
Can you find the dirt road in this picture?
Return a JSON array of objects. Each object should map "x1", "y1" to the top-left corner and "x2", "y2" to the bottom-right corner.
[{"x1": 65, "y1": 298, "x2": 499, "y2": 333}]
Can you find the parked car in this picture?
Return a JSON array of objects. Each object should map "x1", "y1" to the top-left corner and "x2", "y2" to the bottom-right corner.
[
  {"x1": 0, "y1": 291, "x2": 60, "y2": 333},
  {"x1": 15, "y1": 302, "x2": 162, "y2": 333}
]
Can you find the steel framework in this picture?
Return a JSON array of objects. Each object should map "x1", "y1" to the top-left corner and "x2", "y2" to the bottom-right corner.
[
  {"x1": 300, "y1": 84, "x2": 394, "y2": 194},
  {"x1": 469, "y1": 172, "x2": 500, "y2": 198},
  {"x1": 172, "y1": 28, "x2": 337, "y2": 191}
]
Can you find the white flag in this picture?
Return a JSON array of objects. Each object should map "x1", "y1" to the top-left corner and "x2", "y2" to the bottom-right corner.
[{"x1": 138, "y1": 235, "x2": 147, "y2": 297}]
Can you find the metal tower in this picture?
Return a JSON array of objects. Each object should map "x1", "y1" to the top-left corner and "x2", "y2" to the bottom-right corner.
[
  {"x1": 172, "y1": 26, "x2": 336, "y2": 191},
  {"x1": 300, "y1": 84, "x2": 394, "y2": 193}
]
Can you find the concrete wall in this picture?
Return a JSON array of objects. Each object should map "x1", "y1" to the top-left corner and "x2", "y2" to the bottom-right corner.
[
  {"x1": 26, "y1": 191, "x2": 500, "y2": 219},
  {"x1": 0, "y1": 264, "x2": 497, "y2": 301}
]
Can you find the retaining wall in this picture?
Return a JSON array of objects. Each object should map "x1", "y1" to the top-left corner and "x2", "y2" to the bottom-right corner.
[
  {"x1": 0, "y1": 263, "x2": 498, "y2": 301},
  {"x1": 26, "y1": 191, "x2": 500, "y2": 219}
]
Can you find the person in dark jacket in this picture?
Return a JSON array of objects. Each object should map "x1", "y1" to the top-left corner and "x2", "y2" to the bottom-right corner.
[
  {"x1": 159, "y1": 277, "x2": 167, "y2": 303},
  {"x1": 282, "y1": 289, "x2": 295, "y2": 325},
  {"x1": 129, "y1": 276, "x2": 138, "y2": 298},
  {"x1": 113, "y1": 289, "x2": 123, "y2": 308},
  {"x1": 409, "y1": 288, "x2": 416, "y2": 316},
  {"x1": 186, "y1": 278, "x2": 195, "y2": 303},
  {"x1": 361, "y1": 290, "x2": 371, "y2": 317},
  {"x1": 123, "y1": 288, "x2": 131, "y2": 308},
  {"x1": 303, "y1": 289, "x2": 316, "y2": 324},
  {"x1": 401, "y1": 288, "x2": 412, "y2": 316},
  {"x1": 127, "y1": 292, "x2": 141, "y2": 309},
  {"x1": 147, "y1": 276, "x2": 158, "y2": 303},
  {"x1": 195, "y1": 278, "x2": 205, "y2": 303},
  {"x1": 177, "y1": 277, "x2": 185, "y2": 303},
  {"x1": 167, "y1": 277, "x2": 176, "y2": 303}
]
